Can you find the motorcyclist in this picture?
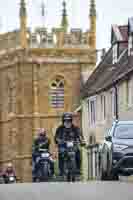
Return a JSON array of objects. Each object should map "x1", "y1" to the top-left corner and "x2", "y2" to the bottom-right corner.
[
  {"x1": 32, "y1": 128, "x2": 54, "y2": 179},
  {"x1": 54, "y1": 112, "x2": 84, "y2": 176},
  {"x1": 3, "y1": 163, "x2": 16, "y2": 183}
]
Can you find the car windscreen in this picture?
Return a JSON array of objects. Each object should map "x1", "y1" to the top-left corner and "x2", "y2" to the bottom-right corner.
[{"x1": 114, "y1": 124, "x2": 133, "y2": 139}]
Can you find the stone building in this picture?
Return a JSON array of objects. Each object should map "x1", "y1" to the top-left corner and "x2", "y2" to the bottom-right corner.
[
  {"x1": 0, "y1": 0, "x2": 97, "y2": 182},
  {"x1": 81, "y1": 17, "x2": 133, "y2": 146},
  {"x1": 81, "y1": 22, "x2": 131, "y2": 144},
  {"x1": 80, "y1": 18, "x2": 133, "y2": 179}
]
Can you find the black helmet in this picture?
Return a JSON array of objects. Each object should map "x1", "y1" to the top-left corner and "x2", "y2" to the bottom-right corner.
[{"x1": 62, "y1": 112, "x2": 73, "y2": 122}]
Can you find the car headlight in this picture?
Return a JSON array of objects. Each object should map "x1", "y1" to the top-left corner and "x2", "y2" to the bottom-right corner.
[{"x1": 113, "y1": 144, "x2": 128, "y2": 151}]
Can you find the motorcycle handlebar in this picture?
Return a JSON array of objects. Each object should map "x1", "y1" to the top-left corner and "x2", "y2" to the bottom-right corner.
[
  {"x1": 38, "y1": 148, "x2": 48, "y2": 152},
  {"x1": 57, "y1": 140, "x2": 86, "y2": 148},
  {"x1": 59, "y1": 140, "x2": 80, "y2": 145}
]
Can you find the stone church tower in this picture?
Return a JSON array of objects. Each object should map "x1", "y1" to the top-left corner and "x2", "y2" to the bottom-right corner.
[{"x1": 0, "y1": 0, "x2": 96, "y2": 182}]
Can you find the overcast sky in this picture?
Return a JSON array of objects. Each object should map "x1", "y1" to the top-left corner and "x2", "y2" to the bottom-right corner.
[{"x1": 0, "y1": 0, "x2": 133, "y2": 49}]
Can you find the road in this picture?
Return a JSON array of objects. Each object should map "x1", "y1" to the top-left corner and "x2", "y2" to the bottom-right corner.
[{"x1": 0, "y1": 182, "x2": 133, "y2": 200}]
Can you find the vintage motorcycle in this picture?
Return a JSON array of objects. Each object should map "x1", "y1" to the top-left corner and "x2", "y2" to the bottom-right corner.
[
  {"x1": 64, "y1": 140, "x2": 79, "y2": 182},
  {"x1": 4, "y1": 174, "x2": 17, "y2": 184},
  {"x1": 34, "y1": 148, "x2": 53, "y2": 182}
]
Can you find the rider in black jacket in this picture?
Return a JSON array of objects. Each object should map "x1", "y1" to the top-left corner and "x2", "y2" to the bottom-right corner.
[
  {"x1": 32, "y1": 129, "x2": 54, "y2": 179},
  {"x1": 33, "y1": 129, "x2": 50, "y2": 152},
  {"x1": 55, "y1": 112, "x2": 84, "y2": 176}
]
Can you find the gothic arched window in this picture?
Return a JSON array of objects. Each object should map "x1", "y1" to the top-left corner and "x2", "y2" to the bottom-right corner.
[{"x1": 49, "y1": 77, "x2": 64, "y2": 108}]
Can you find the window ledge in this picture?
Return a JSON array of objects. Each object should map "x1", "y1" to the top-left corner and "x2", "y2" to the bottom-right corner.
[
  {"x1": 96, "y1": 120, "x2": 106, "y2": 125},
  {"x1": 89, "y1": 120, "x2": 107, "y2": 128}
]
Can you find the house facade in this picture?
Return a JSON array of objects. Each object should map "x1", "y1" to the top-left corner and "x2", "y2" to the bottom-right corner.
[{"x1": 81, "y1": 18, "x2": 133, "y2": 179}]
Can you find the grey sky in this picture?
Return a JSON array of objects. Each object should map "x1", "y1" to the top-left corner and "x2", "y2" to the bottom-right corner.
[{"x1": 0, "y1": 0, "x2": 133, "y2": 49}]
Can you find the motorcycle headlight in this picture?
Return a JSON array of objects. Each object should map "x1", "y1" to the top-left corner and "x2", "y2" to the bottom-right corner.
[
  {"x1": 9, "y1": 177, "x2": 15, "y2": 181},
  {"x1": 113, "y1": 144, "x2": 128, "y2": 151},
  {"x1": 67, "y1": 142, "x2": 74, "y2": 148},
  {"x1": 41, "y1": 153, "x2": 49, "y2": 158}
]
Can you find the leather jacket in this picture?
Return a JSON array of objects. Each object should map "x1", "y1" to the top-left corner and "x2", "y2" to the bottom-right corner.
[{"x1": 55, "y1": 124, "x2": 83, "y2": 146}]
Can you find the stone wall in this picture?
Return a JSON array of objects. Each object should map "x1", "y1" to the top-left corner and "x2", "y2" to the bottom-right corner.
[{"x1": 0, "y1": 48, "x2": 93, "y2": 182}]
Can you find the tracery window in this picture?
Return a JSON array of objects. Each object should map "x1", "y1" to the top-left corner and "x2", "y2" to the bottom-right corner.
[{"x1": 49, "y1": 77, "x2": 64, "y2": 108}]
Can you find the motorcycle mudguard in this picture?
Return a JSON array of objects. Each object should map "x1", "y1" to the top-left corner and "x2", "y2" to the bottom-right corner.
[{"x1": 37, "y1": 160, "x2": 51, "y2": 181}]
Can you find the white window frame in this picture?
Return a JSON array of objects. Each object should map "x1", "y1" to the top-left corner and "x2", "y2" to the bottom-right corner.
[
  {"x1": 127, "y1": 78, "x2": 133, "y2": 107},
  {"x1": 110, "y1": 89, "x2": 116, "y2": 118},
  {"x1": 113, "y1": 44, "x2": 118, "y2": 64},
  {"x1": 88, "y1": 96, "x2": 97, "y2": 126},
  {"x1": 128, "y1": 35, "x2": 133, "y2": 56}
]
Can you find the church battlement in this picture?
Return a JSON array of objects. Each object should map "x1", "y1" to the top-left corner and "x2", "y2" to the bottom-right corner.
[
  {"x1": 30, "y1": 27, "x2": 89, "y2": 49},
  {"x1": 0, "y1": 27, "x2": 90, "y2": 51},
  {"x1": 0, "y1": 0, "x2": 96, "y2": 51}
]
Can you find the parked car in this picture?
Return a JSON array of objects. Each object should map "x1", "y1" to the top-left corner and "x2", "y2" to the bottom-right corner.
[{"x1": 99, "y1": 120, "x2": 133, "y2": 180}]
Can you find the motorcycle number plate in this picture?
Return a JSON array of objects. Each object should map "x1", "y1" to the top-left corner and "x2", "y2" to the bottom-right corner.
[
  {"x1": 41, "y1": 153, "x2": 49, "y2": 158},
  {"x1": 67, "y1": 142, "x2": 74, "y2": 148},
  {"x1": 9, "y1": 177, "x2": 15, "y2": 181}
]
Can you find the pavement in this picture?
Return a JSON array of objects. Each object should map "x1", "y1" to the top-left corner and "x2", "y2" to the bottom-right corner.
[
  {"x1": 119, "y1": 175, "x2": 133, "y2": 182},
  {"x1": 0, "y1": 182, "x2": 133, "y2": 200}
]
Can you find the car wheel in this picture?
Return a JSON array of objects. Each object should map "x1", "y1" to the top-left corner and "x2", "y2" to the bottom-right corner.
[{"x1": 111, "y1": 173, "x2": 119, "y2": 181}]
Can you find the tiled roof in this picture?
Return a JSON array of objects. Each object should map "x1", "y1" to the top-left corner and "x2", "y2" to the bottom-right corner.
[
  {"x1": 81, "y1": 47, "x2": 113, "y2": 97},
  {"x1": 111, "y1": 25, "x2": 128, "y2": 44},
  {"x1": 81, "y1": 20, "x2": 133, "y2": 100},
  {"x1": 81, "y1": 47, "x2": 133, "y2": 99}
]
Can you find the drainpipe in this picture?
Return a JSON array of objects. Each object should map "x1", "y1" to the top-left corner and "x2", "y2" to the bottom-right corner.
[{"x1": 114, "y1": 85, "x2": 119, "y2": 120}]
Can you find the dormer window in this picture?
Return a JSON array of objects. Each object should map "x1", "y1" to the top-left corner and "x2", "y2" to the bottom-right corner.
[
  {"x1": 128, "y1": 35, "x2": 133, "y2": 56},
  {"x1": 113, "y1": 43, "x2": 118, "y2": 64},
  {"x1": 128, "y1": 17, "x2": 133, "y2": 56}
]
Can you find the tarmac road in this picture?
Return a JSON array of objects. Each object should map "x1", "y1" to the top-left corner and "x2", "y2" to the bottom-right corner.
[{"x1": 0, "y1": 182, "x2": 133, "y2": 200}]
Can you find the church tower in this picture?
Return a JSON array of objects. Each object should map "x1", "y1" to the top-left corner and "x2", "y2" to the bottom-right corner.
[
  {"x1": 0, "y1": 0, "x2": 97, "y2": 182},
  {"x1": 20, "y1": 0, "x2": 28, "y2": 48}
]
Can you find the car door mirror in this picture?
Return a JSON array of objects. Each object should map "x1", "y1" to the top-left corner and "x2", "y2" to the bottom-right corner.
[{"x1": 105, "y1": 135, "x2": 112, "y2": 142}]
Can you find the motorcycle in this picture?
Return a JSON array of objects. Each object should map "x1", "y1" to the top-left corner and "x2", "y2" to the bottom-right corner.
[
  {"x1": 64, "y1": 140, "x2": 79, "y2": 182},
  {"x1": 34, "y1": 148, "x2": 53, "y2": 182},
  {"x1": 4, "y1": 174, "x2": 17, "y2": 184}
]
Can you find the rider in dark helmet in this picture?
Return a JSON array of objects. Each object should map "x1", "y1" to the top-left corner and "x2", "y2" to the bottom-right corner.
[
  {"x1": 55, "y1": 112, "x2": 84, "y2": 176},
  {"x1": 32, "y1": 128, "x2": 54, "y2": 179},
  {"x1": 33, "y1": 128, "x2": 50, "y2": 152}
]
